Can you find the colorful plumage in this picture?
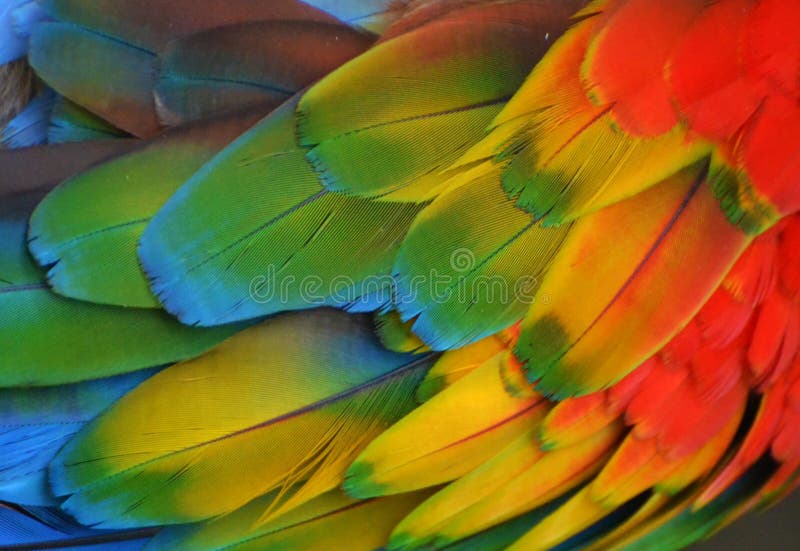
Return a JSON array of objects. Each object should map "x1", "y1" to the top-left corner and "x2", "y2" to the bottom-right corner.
[{"x1": 1, "y1": 0, "x2": 799, "y2": 549}]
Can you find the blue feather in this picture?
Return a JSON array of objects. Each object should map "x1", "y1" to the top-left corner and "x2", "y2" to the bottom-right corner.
[
  {"x1": 0, "y1": 0, "x2": 46, "y2": 64},
  {"x1": 0, "y1": 368, "x2": 160, "y2": 506},
  {"x1": 0, "y1": 505, "x2": 154, "y2": 549},
  {"x1": 0, "y1": 89, "x2": 55, "y2": 149},
  {"x1": 301, "y1": 0, "x2": 403, "y2": 33}
]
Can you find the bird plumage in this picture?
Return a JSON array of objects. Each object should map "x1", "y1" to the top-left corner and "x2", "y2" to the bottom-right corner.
[{"x1": 1, "y1": 0, "x2": 799, "y2": 549}]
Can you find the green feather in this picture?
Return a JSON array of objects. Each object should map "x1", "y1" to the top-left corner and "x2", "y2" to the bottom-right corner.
[
  {"x1": 140, "y1": 98, "x2": 423, "y2": 326},
  {"x1": 28, "y1": 111, "x2": 265, "y2": 308},
  {"x1": 0, "y1": 182, "x2": 246, "y2": 387},
  {"x1": 394, "y1": 164, "x2": 570, "y2": 350},
  {"x1": 296, "y1": 8, "x2": 553, "y2": 202}
]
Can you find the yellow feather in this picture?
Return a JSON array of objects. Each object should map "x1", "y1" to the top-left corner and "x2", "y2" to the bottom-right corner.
[
  {"x1": 390, "y1": 427, "x2": 545, "y2": 549},
  {"x1": 149, "y1": 490, "x2": 431, "y2": 551},
  {"x1": 519, "y1": 165, "x2": 750, "y2": 396},
  {"x1": 507, "y1": 488, "x2": 609, "y2": 551},
  {"x1": 437, "y1": 421, "x2": 623, "y2": 544},
  {"x1": 346, "y1": 352, "x2": 544, "y2": 497},
  {"x1": 416, "y1": 332, "x2": 510, "y2": 402},
  {"x1": 51, "y1": 311, "x2": 429, "y2": 528}
]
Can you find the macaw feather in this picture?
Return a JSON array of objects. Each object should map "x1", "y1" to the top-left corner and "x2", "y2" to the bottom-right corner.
[
  {"x1": 155, "y1": 21, "x2": 373, "y2": 126},
  {"x1": 50, "y1": 310, "x2": 433, "y2": 529},
  {"x1": 48, "y1": 96, "x2": 128, "y2": 144},
  {"x1": 303, "y1": 0, "x2": 409, "y2": 34},
  {"x1": 517, "y1": 165, "x2": 750, "y2": 397},
  {"x1": 346, "y1": 352, "x2": 546, "y2": 498},
  {"x1": 38, "y1": 0, "x2": 339, "y2": 51},
  {"x1": 415, "y1": 332, "x2": 509, "y2": 402},
  {"x1": 429, "y1": 422, "x2": 623, "y2": 548},
  {"x1": 0, "y1": 59, "x2": 35, "y2": 129},
  {"x1": 29, "y1": 20, "x2": 160, "y2": 137},
  {"x1": 0, "y1": 88, "x2": 54, "y2": 149},
  {"x1": 375, "y1": 310, "x2": 431, "y2": 355},
  {"x1": 0, "y1": 144, "x2": 245, "y2": 386},
  {"x1": 0, "y1": 1, "x2": 45, "y2": 65},
  {"x1": 140, "y1": 98, "x2": 423, "y2": 326},
  {"x1": 540, "y1": 393, "x2": 620, "y2": 450},
  {"x1": 29, "y1": 0, "x2": 348, "y2": 136},
  {"x1": 620, "y1": 457, "x2": 781, "y2": 551},
  {"x1": 388, "y1": 428, "x2": 545, "y2": 550},
  {"x1": 29, "y1": 111, "x2": 265, "y2": 308},
  {"x1": 147, "y1": 490, "x2": 429, "y2": 551},
  {"x1": 0, "y1": 504, "x2": 155, "y2": 550},
  {"x1": 297, "y1": 1, "x2": 574, "y2": 202},
  {"x1": 2, "y1": 1, "x2": 800, "y2": 549},
  {"x1": 0, "y1": 369, "x2": 158, "y2": 506},
  {"x1": 394, "y1": 164, "x2": 570, "y2": 350},
  {"x1": 490, "y1": 17, "x2": 711, "y2": 225}
]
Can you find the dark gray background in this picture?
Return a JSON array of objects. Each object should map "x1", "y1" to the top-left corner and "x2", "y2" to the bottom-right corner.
[{"x1": 694, "y1": 489, "x2": 800, "y2": 550}]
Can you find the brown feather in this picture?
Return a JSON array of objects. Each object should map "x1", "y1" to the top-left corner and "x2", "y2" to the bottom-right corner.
[{"x1": 0, "y1": 60, "x2": 36, "y2": 131}]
